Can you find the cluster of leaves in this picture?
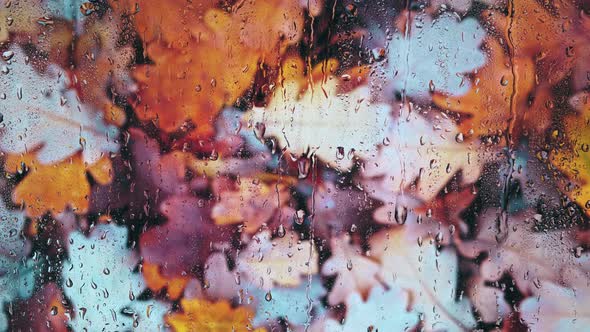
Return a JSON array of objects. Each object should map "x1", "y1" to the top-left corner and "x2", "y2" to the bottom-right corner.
[{"x1": 1, "y1": 0, "x2": 590, "y2": 331}]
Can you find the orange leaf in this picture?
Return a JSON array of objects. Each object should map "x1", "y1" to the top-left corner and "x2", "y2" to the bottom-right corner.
[
  {"x1": 130, "y1": 0, "x2": 306, "y2": 137},
  {"x1": 433, "y1": 39, "x2": 551, "y2": 137},
  {"x1": 142, "y1": 262, "x2": 189, "y2": 300},
  {"x1": 6, "y1": 153, "x2": 113, "y2": 218},
  {"x1": 166, "y1": 298, "x2": 265, "y2": 332}
]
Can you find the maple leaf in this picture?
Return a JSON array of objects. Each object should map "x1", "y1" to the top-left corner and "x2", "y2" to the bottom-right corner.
[
  {"x1": 131, "y1": 0, "x2": 308, "y2": 137},
  {"x1": 244, "y1": 57, "x2": 391, "y2": 169},
  {"x1": 321, "y1": 234, "x2": 381, "y2": 306},
  {"x1": 432, "y1": 38, "x2": 552, "y2": 138},
  {"x1": 72, "y1": 14, "x2": 134, "y2": 126},
  {"x1": 203, "y1": 252, "x2": 326, "y2": 328},
  {"x1": 236, "y1": 230, "x2": 318, "y2": 290},
  {"x1": 0, "y1": 47, "x2": 119, "y2": 165},
  {"x1": 372, "y1": 187, "x2": 476, "y2": 247},
  {"x1": 520, "y1": 282, "x2": 590, "y2": 331},
  {"x1": 551, "y1": 107, "x2": 590, "y2": 217},
  {"x1": 311, "y1": 182, "x2": 377, "y2": 238},
  {"x1": 370, "y1": 228, "x2": 476, "y2": 332},
  {"x1": 324, "y1": 285, "x2": 418, "y2": 332},
  {"x1": 63, "y1": 224, "x2": 169, "y2": 331},
  {"x1": 467, "y1": 276, "x2": 510, "y2": 324},
  {"x1": 362, "y1": 105, "x2": 483, "y2": 203},
  {"x1": 6, "y1": 153, "x2": 113, "y2": 217},
  {"x1": 166, "y1": 298, "x2": 265, "y2": 332},
  {"x1": 211, "y1": 176, "x2": 290, "y2": 234},
  {"x1": 140, "y1": 195, "x2": 229, "y2": 277},
  {"x1": 142, "y1": 262, "x2": 190, "y2": 300},
  {"x1": 458, "y1": 210, "x2": 588, "y2": 293},
  {"x1": 486, "y1": 0, "x2": 581, "y2": 86},
  {"x1": 382, "y1": 12, "x2": 486, "y2": 100}
]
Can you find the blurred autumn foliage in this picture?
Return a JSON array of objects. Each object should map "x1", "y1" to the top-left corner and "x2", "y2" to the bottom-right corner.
[{"x1": 1, "y1": 0, "x2": 590, "y2": 331}]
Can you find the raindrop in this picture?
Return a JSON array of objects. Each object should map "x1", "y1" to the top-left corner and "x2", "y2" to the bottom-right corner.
[
  {"x1": 394, "y1": 204, "x2": 407, "y2": 225},
  {"x1": 80, "y1": 2, "x2": 97, "y2": 16},
  {"x1": 574, "y1": 246, "x2": 583, "y2": 258},
  {"x1": 1, "y1": 50, "x2": 14, "y2": 61},
  {"x1": 336, "y1": 146, "x2": 345, "y2": 160},
  {"x1": 500, "y1": 76, "x2": 509, "y2": 86},
  {"x1": 254, "y1": 122, "x2": 266, "y2": 141},
  {"x1": 277, "y1": 224, "x2": 286, "y2": 238},
  {"x1": 429, "y1": 80, "x2": 435, "y2": 93},
  {"x1": 297, "y1": 157, "x2": 311, "y2": 179}
]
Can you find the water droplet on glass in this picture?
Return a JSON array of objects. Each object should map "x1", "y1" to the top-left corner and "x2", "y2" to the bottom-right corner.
[
  {"x1": 254, "y1": 122, "x2": 266, "y2": 141},
  {"x1": 297, "y1": 157, "x2": 311, "y2": 179},
  {"x1": 336, "y1": 146, "x2": 345, "y2": 160},
  {"x1": 500, "y1": 76, "x2": 509, "y2": 86},
  {"x1": 1, "y1": 51, "x2": 14, "y2": 61},
  {"x1": 277, "y1": 224, "x2": 286, "y2": 238},
  {"x1": 394, "y1": 204, "x2": 407, "y2": 225}
]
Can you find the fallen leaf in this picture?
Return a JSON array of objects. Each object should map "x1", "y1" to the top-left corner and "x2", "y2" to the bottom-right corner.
[
  {"x1": 324, "y1": 285, "x2": 418, "y2": 332},
  {"x1": 321, "y1": 234, "x2": 381, "y2": 306},
  {"x1": 520, "y1": 282, "x2": 590, "y2": 331},
  {"x1": 6, "y1": 153, "x2": 112, "y2": 217},
  {"x1": 143, "y1": 262, "x2": 190, "y2": 300},
  {"x1": 432, "y1": 38, "x2": 552, "y2": 138},
  {"x1": 140, "y1": 195, "x2": 228, "y2": 277},
  {"x1": 551, "y1": 107, "x2": 590, "y2": 217},
  {"x1": 244, "y1": 57, "x2": 392, "y2": 169},
  {"x1": 131, "y1": 0, "x2": 307, "y2": 137},
  {"x1": 370, "y1": 228, "x2": 476, "y2": 332},
  {"x1": 458, "y1": 210, "x2": 588, "y2": 293},
  {"x1": 362, "y1": 105, "x2": 482, "y2": 203},
  {"x1": 211, "y1": 176, "x2": 290, "y2": 234},
  {"x1": 166, "y1": 298, "x2": 264, "y2": 332},
  {"x1": 384, "y1": 12, "x2": 486, "y2": 100},
  {"x1": 236, "y1": 230, "x2": 318, "y2": 290},
  {"x1": 0, "y1": 47, "x2": 119, "y2": 165}
]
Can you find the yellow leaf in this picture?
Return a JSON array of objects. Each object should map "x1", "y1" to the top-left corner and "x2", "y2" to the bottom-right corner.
[
  {"x1": 6, "y1": 153, "x2": 113, "y2": 218},
  {"x1": 166, "y1": 298, "x2": 265, "y2": 332},
  {"x1": 551, "y1": 111, "x2": 590, "y2": 217}
]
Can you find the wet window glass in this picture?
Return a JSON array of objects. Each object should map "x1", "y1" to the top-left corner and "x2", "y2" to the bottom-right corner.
[{"x1": 1, "y1": 0, "x2": 589, "y2": 331}]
